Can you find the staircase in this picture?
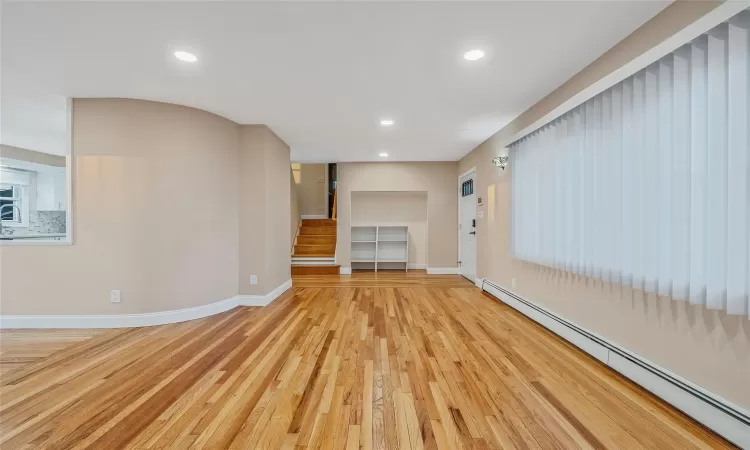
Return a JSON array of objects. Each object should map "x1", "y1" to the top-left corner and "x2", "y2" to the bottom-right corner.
[{"x1": 291, "y1": 219, "x2": 339, "y2": 275}]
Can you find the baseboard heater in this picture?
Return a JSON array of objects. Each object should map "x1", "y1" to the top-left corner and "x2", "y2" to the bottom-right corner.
[{"x1": 479, "y1": 279, "x2": 750, "y2": 448}]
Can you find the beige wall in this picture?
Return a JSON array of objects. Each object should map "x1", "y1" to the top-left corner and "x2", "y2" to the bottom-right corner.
[
  {"x1": 0, "y1": 99, "x2": 241, "y2": 315},
  {"x1": 351, "y1": 191, "x2": 427, "y2": 267},
  {"x1": 264, "y1": 130, "x2": 292, "y2": 293},
  {"x1": 238, "y1": 126, "x2": 291, "y2": 296},
  {"x1": 297, "y1": 163, "x2": 327, "y2": 216},
  {"x1": 1, "y1": 99, "x2": 292, "y2": 315},
  {"x1": 458, "y1": 1, "x2": 750, "y2": 410},
  {"x1": 337, "y1": 162, "x2": 457, "y2": 269},
  {"x1": 0, "y1": 145, "x2": 66, "y2": 166}
]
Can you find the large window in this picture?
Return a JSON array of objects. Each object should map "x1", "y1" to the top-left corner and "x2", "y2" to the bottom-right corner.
[
  {"x1": 0, "y1": 183, "x2": 29, "y2": 227},
  {"x1": 1, "y1": 186, "x2": 20, "y2": 219},
  {"x1": 510, "y1": 12, "x2": 749, "y2": 317}
]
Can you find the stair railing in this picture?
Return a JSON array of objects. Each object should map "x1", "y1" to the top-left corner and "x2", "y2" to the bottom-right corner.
[{"x1": 332, "y1": 188, "x2": 337, "y2": 220}]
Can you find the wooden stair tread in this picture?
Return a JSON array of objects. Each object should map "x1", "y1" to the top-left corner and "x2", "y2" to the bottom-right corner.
[
  {"x1": 294, "y1": 218, "x2": 337, "y2": 261},
  {"x1": 295, "y1": 246, "x2": 335, "y2": 251},
  {"x1": 301, "y1": 219, "x2": 337, "y2": 225},
  {"x1": 299, "y1": 229, "x2": 337, "y2": 235},
  {"x1": 297, "y1": 240, "x2": 336, "y2": 245}
]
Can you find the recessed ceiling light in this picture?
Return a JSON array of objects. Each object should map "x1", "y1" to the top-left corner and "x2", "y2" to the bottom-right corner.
[
  {"x1": 380, "y1": 119, "x2": 394, "y2": 126},
  {"x1": 464, "y1": 49, "x2": 485, "y2": 61},
  {"x1": 379, "y1": 152, "x2": 389, "y2": 158},
  {"x1": 174, "y1": 51, "x2": 197, "y2": 63}
]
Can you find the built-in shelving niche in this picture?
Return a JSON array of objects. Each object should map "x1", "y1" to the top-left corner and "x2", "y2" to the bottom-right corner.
[{"x1": 351, "y1": 225, "x2": 408, "y2": 272}]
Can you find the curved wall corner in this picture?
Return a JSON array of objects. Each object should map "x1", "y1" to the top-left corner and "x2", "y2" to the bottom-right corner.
[{"x1": 0, "y1": 99, "x2": 242, "y2": 320}]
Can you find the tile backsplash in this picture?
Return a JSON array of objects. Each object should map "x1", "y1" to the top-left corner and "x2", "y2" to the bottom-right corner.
[{"x1": 1, "y1": 211, "x2": 66, "y2": 235}]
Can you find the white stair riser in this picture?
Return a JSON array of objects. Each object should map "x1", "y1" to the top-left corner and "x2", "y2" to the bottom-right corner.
[{"x1": 292, "y1": 257, "x2": 336, "y2": 266}]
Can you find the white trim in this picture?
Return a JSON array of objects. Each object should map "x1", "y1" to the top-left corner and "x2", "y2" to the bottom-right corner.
[
  {"x1": 65, "y1": 97, "x2": 73, "y2": 244},
  {"x1": 0, "y1": 296, "x2": 241, "y2": 329},
  {"x1": 292, "y1": 260, "x2": 336, "y2": 266},
  {"x1": 301, "y1": 214, "x2": 328, "y2": 219},
  {"x1": 340, "y1": 267, "x2": 352, "y2": 275},
  {"x1": 237, "y1": 278, "x2": 292, "y2": 307},
  {"x1": 504, "y1": 2, "x2": 750, "y2": 148},
  {"x1": 292, "y1": 256, "x2": 335, "y2": 260},
  {"x1": 0, "y1": 238, "x2": 70, "y2": 246},
  {"x1": 474, "y1": 277, "x2": 484, "y2": 289},
  {"x1": 458, "y1": 167, "x2": 476, "y2": 280},
  {"x1": 0, "y1": 279, "x2": 293, "y2": 329},
  {"x1": 480, "y1": 279, "x2": 750, "y2": 448},
  {"x1": 408, "y1": 263, "x2": 426, "y2": 270},
  {"x1": 426, "y1": 267, "x2": 459, "y2": 275}
]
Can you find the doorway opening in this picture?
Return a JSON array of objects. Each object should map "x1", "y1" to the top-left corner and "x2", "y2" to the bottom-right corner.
[{"x1": 327, "y1": 163, "x2": 337, "y2": 219}]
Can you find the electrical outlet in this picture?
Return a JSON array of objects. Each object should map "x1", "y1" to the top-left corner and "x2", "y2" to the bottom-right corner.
[
  {"x1": 250, "y1": 275, "x2": 258, "y2": 285},
  {"x1": 511, "y1": 278, "x2": 516, "y2": 289},
  {"x1": 110, "y1": 290, "x2": 121, "y2": 303}
]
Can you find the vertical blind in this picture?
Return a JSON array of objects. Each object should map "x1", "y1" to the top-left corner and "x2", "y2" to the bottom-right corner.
[{"x1": 510, "y1": 11, "x2": 750, "y2": 317}]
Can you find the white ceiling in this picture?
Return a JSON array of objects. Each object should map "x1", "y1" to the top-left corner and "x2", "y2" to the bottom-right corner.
[{"x1": 1, "y1": 1, "x2": 669, "y2": 161}]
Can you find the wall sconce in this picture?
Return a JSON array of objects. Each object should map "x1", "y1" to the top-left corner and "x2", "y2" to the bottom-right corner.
[{"x1": 492, "y1": 156, "x2": 508, "y2": 170}]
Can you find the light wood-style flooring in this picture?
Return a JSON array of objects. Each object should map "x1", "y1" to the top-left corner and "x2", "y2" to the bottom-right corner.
[
  {"x1": 0, "y1": 329, "x2": 107, "y2": 377},
  {"x1": 0, "y1": 272, "x2": 735, "y2": 449}
]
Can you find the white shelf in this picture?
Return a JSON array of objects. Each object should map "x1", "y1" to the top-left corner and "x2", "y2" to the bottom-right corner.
[
  {"x1": 378, "y1": 226, "x2": 408, "y2": 242},
  {"x1": 351, "y1": 225, "x2": 408, "y2": 272},
  {"x1": 351, "y1": 226, "x2": 377, "y2": 242}
]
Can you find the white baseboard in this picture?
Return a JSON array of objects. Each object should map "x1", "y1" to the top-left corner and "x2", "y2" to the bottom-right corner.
[
  {"x1": 0, "y1": 296, "x2": 242, "y2": 329},
  {"x1": 237, "y1": 279, "x2": 292, "y2": 307},
  {"x1": 426, "y1": 267, "x2": 459, "y2": 275},
  {"x1": 480, "y1": 278, "x2": 750, "y2": 448},
  {"x1": 0, "y1": 279, "x2": 293, "y2": 330},
  {"x1": 340, "y1": 265, "x2": 421, "y2": 273},
  {"x1": 301, "y1": 214, "x2": 328, "y2": 219},
  {"x1": 474, "y1": 277, "x2": 484, "y2": 288}
]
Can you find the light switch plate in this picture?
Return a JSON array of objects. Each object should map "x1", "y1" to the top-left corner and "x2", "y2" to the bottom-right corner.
[
  {"x1": 110, "y1": 290, "x2": 121, "y2": 303},
  {"x1": 477, "y1": 211, "x2": 484, "y2": 219},
  {"x1": 250, "y1": 275, "x2": 258, "y2": 285}
]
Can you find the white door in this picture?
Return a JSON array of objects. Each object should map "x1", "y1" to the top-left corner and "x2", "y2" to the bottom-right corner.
[{"x1": 459, "y1": 172, "x2": 476, "y2": 282}]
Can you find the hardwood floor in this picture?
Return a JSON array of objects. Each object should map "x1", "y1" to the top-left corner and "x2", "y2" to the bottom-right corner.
[
  {"x1": 0, "y1": 273, "x2": 734, "y2": 449},
  {"x1": 0, "y1": 329, "x2": 107, "y2": 377}
]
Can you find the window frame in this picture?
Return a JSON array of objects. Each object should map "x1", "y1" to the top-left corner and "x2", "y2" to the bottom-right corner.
[{"x1": 0, "y1": 183, "x2": 30, "y2": 228}]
